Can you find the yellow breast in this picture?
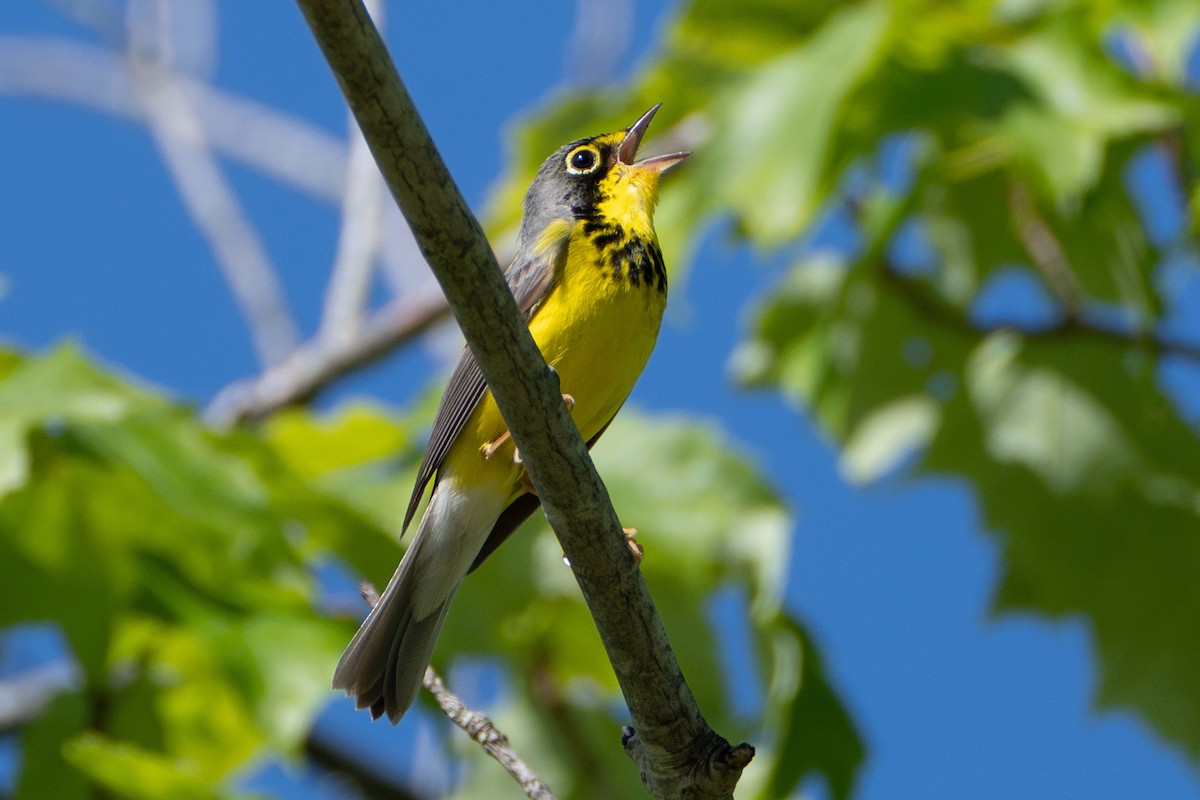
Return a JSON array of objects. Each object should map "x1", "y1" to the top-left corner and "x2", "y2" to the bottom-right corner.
[{"x1": 444, "y1": 213, "x2": 667, "y2": 498}]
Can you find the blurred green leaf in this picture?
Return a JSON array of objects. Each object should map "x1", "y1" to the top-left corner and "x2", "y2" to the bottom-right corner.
[
  {"x1": 758, "y1": 615, "x2": 865, "y2": 800},
  {"x1": 0, "y1": 451, "x2": 127, "y2": 679},
  {"x1": 1, "y1": 342, "x2": 853, "y2": 798},
  {"x1": 840, "y1": 394, "x2": 940, "y2": 484},
  {"x1": 685, "y1": 2, "x2": 890, "y2": 244},
  {"x1": 236, "y1": 612, "x2": 347, "y2": 752},
  {"x1": 485, "y1": 0, "x2": 1200, "y2": 762},
  {"x1": 0, "y1": 346, "x2": 403, "y2": 793},
  {"x1": 926, "y1": 332, "x2": 1200, "y2": 756},
  {"x1": 993, "y1": 27, "x2": 1176, "y2": 203},
  {"x1": 63, "y1": 733, "x2": 245, "y2": 800},
  {"x1": 14, "y1": 691, "x2": 89, "y2": 800},
  {"x1": 266, "y1": 404, "x2": 412, "y2": 481},
  {"x1": 442, "y1": 409, "x2": 856, "y2": 795}
]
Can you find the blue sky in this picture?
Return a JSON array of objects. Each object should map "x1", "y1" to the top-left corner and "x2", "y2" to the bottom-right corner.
[{"x1": 2, "y1": 2, "x2": 1198, "y2": 798}]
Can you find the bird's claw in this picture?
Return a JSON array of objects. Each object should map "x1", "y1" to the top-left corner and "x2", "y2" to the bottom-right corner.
[
  {"x1": 482, "y1": 394, "x2": 576, "y2": 464},
  {"x1": 481, "y1": 430, "x2": 511, "y2": 460},
  {"x1": 561, "y1": 528, "x2": 641, "y2": 569},
  {"x1": 623, "y1": 527, "x2": 643, "y2": 564}
]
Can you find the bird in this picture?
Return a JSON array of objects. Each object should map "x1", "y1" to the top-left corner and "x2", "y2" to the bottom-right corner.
[{"x1": 332, "y1": 104, "x2": 688, "y2": 722}]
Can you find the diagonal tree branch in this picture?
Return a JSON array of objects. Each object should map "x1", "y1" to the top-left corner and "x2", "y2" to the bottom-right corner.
[
  {"x1": 292, "y1": 1, "x2": 753, "y2": 798},
  {"x1": 127, "y1": 3, "x2": 299, "y2": 366},
  {"x1": 207, "y1": 294, "x2": 451, "y2": 424},
  {"x1": 320, "y1": 0, "x2": 388, "y2": 342},
  {"x1": 880, "y1": 264, "x2": 1200, "y2": 364},
  {"x1": 1006, "y1": 180, "x2": 1083, "y2": 315},
  {"x1": 0, "y1": 36, "x2": 347, "y2": 202}
]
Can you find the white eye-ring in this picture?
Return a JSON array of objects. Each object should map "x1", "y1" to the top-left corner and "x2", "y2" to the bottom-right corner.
[{"x1": 566, "y1": 146, "x2": 600, "y2": 175}]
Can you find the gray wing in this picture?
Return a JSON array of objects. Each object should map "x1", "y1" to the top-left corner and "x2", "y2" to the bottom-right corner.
[{"x1": 400, "y1": 247, "x2": 560, "y2": 533}]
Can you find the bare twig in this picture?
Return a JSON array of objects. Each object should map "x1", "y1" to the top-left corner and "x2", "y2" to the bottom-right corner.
[
  {"x1": 564, "y1": 0, "x2": 633, "y2": 84},
  {"x1": 294, "y1": 2, "x2": 751, "y2": 797},
  {"x1": 359, "y1": 583, "x2": 558, "y2": 800},
  {"x1": 1007, "y1": 181, "x2": 1083, "y2": 314},
  {"x1": 321, "y1": 120, "x2": 386, "y2": 339},
  {"x1": 207, "y1": 294, "x2": 451, "y2": 424},
  {"x1": 320, "y1": 0, "x2": 387, "y2": 341},
  {"x1": 423, "y1": 670, "x2": 558, "y2": 800},
  {"x1": 0, "y1": 36, "x2": 347, "y2": 202},
  {"x1": 880, "y1": 265, "x2": 1200, "y2": 363},
  {"x1": 127, "y1": 3, "x2": 299, "y2": 366}
]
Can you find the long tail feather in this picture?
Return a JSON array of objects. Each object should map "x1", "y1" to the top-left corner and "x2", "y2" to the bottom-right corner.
[{"x1": 332, "y1": 480, "x2": 503, "y2": 722}]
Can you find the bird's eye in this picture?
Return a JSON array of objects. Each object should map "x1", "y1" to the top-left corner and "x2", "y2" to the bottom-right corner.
[{"x1": 566, "y1": 146, "x2": 599, "y2": 175}]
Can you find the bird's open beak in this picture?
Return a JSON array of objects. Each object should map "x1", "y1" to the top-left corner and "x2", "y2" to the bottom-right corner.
[{"x1": 616, "y1": 104, "x2": 690, "y2": 175}]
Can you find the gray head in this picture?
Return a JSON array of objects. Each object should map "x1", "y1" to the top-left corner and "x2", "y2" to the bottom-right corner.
[{"x1": 515, "y1": 104, "x2": 689, "y2": 249}]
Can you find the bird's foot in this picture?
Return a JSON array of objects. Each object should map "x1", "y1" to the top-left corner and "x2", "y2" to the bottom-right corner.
[
  {"x1": 623, "y1": 527, "x2": 643, "y2": 564},
  {"x1": 561, "y1": 528, "x2": 640, "y2": 569},
  {"x1": 481, "y1": 430, "x2": 511, "y2": 460},
  {"x1": 482, "y1": 394, "x2": 576, "y2": 464}
]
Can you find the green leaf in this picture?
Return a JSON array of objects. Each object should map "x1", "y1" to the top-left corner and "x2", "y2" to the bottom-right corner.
[
  {"x1": 758, "y1": 615, "x2": 864, "y2": 800},
  {"x1": 265, "y1": 403, "x2": 413, "y2": 481},
  {"x1": 0, "y1": 347, "x2": 416, "y2": 796},
  {"x1": 965, "y1": 332, "x2": 1135, "y2": 492},
  {"x1": 14, "y1": 691, "x2": 90, "y2": 800},
  {"x1": 840, "y1": 394, "x2": 940, "y2": 484},
  {"x1": 926, "y1": 332, "x2": 1200, "y2": 757},
  {"x1": 236, "y1": 613, "x2": 347, "y2": 752},
  {"x1": 0, "y1": 343, "x2": 161, "y2": 502},
  {"x1": 0, "y1": 452, "x2": 127, "y2": 678},
  {"x1": 992, "y1": 25, "x2": 1177, "y2": 204},
  {"x1": 63, "y1": 733, "x2": 241, "y2": 800},
  {"x1": 686, "y1": 2, "x2": 891, "y2": 244},
  {"x1": 1113, "y1": 0, "x2": 1200, "y2": 85},
  {"x1": 742, "y1": 247, "x2": 1200, "y2": 760},
  {"x1": 594, "y1": 413, "x2": 791, "y2": 618},
  {"x1": 0, "y1": 343, "x2": 163, "y2": 425}
]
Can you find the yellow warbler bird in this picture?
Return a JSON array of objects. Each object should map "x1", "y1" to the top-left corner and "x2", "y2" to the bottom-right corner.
[{"x1": 333, "y1": 105, "x2": 688, "y2": 722}]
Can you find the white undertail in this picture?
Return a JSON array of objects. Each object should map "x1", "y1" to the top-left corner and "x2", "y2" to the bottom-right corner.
[{"x1": 332, "y1": 479, "x2": 505, "y2": 721}]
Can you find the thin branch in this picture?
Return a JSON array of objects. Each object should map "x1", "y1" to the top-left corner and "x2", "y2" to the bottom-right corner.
[
  {"x1": 423, "y1": 669, "x2": 558, "y2": 800},
  {"x1": 127, "y1": 10, "x2": 299, "y2": 366},
  {"x1": 321, "y1": 122, "x2": 386, "y2": 340},
  {"x1": 359, "y1": 583, "x2": 557, "y2": 800},
  {"x1": 880, "y1": 265, "x2": 1200, "y2": 363},
  {"x1": 293, "y1": 1, "x2": 752, "y2": 797},
  {"x1": 0, "y1": 36, "x2": 347, "y2": 202},
  {"x1": 1007, "y1": 181, "x2": 1083, "y2": 314},
  {"x1": 320, "y1": 0, "x2": 388, "y2": 341},
  {"x1": 207, "y1": 294, "x2": 451, "y2": 424}
]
